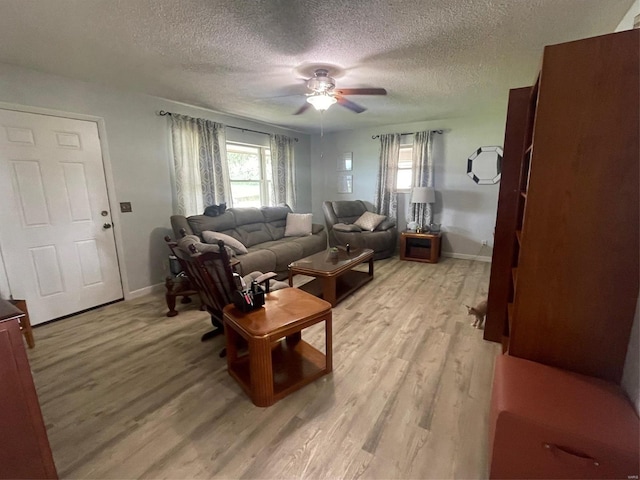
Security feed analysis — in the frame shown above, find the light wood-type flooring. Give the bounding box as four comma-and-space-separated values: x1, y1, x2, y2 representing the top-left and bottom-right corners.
27, 256, 500, 479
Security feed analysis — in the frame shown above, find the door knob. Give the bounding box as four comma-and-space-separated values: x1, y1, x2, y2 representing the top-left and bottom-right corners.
103, 223, 112, 229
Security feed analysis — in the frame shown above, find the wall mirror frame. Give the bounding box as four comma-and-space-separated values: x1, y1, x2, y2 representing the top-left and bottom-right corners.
467, 146, 503, 185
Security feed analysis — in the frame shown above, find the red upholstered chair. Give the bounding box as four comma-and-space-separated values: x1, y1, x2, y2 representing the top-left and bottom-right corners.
489, 354, 639, 479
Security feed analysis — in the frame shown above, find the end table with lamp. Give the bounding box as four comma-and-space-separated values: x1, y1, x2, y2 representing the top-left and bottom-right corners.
400, 230, 442, 263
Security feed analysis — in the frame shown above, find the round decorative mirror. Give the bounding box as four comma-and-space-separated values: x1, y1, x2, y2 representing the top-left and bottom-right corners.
467, 146, 503, 185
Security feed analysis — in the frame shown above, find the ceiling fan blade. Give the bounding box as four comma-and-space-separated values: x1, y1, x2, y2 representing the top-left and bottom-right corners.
336, 95, 366, 114
293, 102, 311, 115
334, 88, 387, 96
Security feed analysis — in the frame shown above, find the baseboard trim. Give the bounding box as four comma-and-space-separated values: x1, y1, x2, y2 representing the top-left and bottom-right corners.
442, 252, 492, 263
126, 283, 165, 300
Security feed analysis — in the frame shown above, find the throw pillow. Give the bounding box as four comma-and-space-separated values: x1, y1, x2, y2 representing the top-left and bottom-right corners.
284, 213, 313, 237
332, 223, 363, 233
354, 211, 387, 231
201, 231, 248, 255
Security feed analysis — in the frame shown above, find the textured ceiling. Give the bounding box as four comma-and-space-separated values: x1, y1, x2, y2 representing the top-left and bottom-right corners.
0, 0, 633, 134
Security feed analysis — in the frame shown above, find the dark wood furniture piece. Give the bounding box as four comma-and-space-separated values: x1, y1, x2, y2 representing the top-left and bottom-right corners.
8, 299, 35, 348
0, 299, 57, 479
485, 29, 639, 384
485, 87, 532, 344
165, 236, 235, 342
489, 355, 639, 479
288, 248, 374, 307
223, 288, 332, 407
399, 231, 441, 263
164, 274, 200, 317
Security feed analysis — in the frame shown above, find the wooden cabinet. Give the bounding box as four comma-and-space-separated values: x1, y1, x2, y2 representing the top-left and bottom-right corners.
399, 231, 441, 263
0, 300, 57, 479
486, 29, 639, 384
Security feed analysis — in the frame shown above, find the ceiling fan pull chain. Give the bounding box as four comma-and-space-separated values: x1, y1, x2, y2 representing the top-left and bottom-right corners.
320, 111, 324, 137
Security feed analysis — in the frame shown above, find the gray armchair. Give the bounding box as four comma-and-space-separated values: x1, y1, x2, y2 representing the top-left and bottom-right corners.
322, 200, 397, 260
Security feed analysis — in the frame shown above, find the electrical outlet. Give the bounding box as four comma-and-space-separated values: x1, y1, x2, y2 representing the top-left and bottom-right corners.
482, 240, 488, 246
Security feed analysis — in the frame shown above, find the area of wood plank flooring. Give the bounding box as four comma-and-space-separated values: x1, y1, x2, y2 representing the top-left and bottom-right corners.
27, 256, 499, 479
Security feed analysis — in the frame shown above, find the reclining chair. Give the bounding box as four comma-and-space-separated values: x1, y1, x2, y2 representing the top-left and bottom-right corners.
164, 233, 288, 354
322, 200, 397, 260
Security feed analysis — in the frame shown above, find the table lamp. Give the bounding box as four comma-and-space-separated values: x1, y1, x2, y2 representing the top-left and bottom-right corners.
410, 186, 435, 233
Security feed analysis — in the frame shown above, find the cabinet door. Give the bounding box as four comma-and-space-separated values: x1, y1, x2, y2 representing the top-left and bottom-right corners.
0, 318, 57, 479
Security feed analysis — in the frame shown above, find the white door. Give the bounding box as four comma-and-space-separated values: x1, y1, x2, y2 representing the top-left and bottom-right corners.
0, 109, 123, 325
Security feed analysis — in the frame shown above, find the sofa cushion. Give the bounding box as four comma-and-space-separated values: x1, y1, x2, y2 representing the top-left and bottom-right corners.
261, 205, 291, 223
376, 218, 396, 231
333, 223, 363, 232
354, 212, 386, 231
235, 223, 273, 247
235, 249, 277, 276
284, 213, 313, 237
257, 240, 305, 272
201, 231, 248, 255
187, 211, 236, 235
332, 200, 367, 219
292, 233, 328, 257
230, 207, 264, 225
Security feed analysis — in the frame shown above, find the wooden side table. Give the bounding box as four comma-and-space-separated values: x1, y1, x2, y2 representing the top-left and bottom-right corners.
400, 231, 442, 263
223, 288, 332, 407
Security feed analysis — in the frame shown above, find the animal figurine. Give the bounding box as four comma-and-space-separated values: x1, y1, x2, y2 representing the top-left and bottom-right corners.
466, 300, 487, 329
203, 202, 227, 217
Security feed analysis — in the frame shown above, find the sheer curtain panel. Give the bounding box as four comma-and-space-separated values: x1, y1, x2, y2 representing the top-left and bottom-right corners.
410, 131, 435, 226
170, 114, 231, 216
269, 134, 296, 208
374, 133, 401, 219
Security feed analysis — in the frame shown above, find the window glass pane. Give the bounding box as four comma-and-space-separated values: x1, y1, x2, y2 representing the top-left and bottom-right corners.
397, 169, 412, 190
227, 145, 261, 181
230, 182, 261, 208
397, 146, 413, 189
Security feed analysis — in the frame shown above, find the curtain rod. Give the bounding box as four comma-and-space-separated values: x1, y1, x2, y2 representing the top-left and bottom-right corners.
371, 130, 443, 139
158, 110, 298, 142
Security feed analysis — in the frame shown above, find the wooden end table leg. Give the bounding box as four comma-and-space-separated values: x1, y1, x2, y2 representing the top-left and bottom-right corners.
325, 313, 333, 373
249, 336, 275, 407
322, 277, 337, 307
368, 257, 374, 276
12, 299, 34, 349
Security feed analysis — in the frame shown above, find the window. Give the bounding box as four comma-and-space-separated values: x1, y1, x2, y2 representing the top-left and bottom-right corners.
396, 145, 413, 191
226, 143, 272, 207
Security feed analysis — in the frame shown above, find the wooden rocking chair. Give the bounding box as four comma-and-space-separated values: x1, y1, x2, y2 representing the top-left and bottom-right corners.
164, 235, 284, 350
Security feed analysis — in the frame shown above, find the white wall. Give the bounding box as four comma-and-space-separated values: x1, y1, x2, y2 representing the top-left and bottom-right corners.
616, 0, 639, 30
310, 109, 508, 260
0, 62, 311, 296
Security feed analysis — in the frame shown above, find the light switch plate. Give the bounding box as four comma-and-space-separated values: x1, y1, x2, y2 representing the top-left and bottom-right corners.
120, 202, 132, 213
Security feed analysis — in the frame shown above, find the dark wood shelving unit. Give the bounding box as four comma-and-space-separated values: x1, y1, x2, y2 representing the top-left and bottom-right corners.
486, 29, 639, 384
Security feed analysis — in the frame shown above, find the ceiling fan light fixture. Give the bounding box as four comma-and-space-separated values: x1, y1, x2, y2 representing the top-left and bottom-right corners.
306, 93, 337, 111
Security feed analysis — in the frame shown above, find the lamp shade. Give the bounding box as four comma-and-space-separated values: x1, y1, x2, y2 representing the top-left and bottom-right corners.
306, 93, 337, 111
410, 186, 435, 204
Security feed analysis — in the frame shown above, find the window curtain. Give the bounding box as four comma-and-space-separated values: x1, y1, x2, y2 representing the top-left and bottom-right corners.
170, 113, 231, 216
269, 134, 296, 208
374, 133, 401, 218
410, 130, 435, 226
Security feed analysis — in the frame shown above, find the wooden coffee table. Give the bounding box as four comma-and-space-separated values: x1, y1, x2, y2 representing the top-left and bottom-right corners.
223, 288, 332, 407
288, 248, 374, 307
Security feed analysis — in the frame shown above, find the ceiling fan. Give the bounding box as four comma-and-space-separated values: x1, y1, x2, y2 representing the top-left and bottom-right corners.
294, 68, 387, 115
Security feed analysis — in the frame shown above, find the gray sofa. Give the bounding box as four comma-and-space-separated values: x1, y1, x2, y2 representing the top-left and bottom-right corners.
322, 200, 397, 260
171, 205, 327, 279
